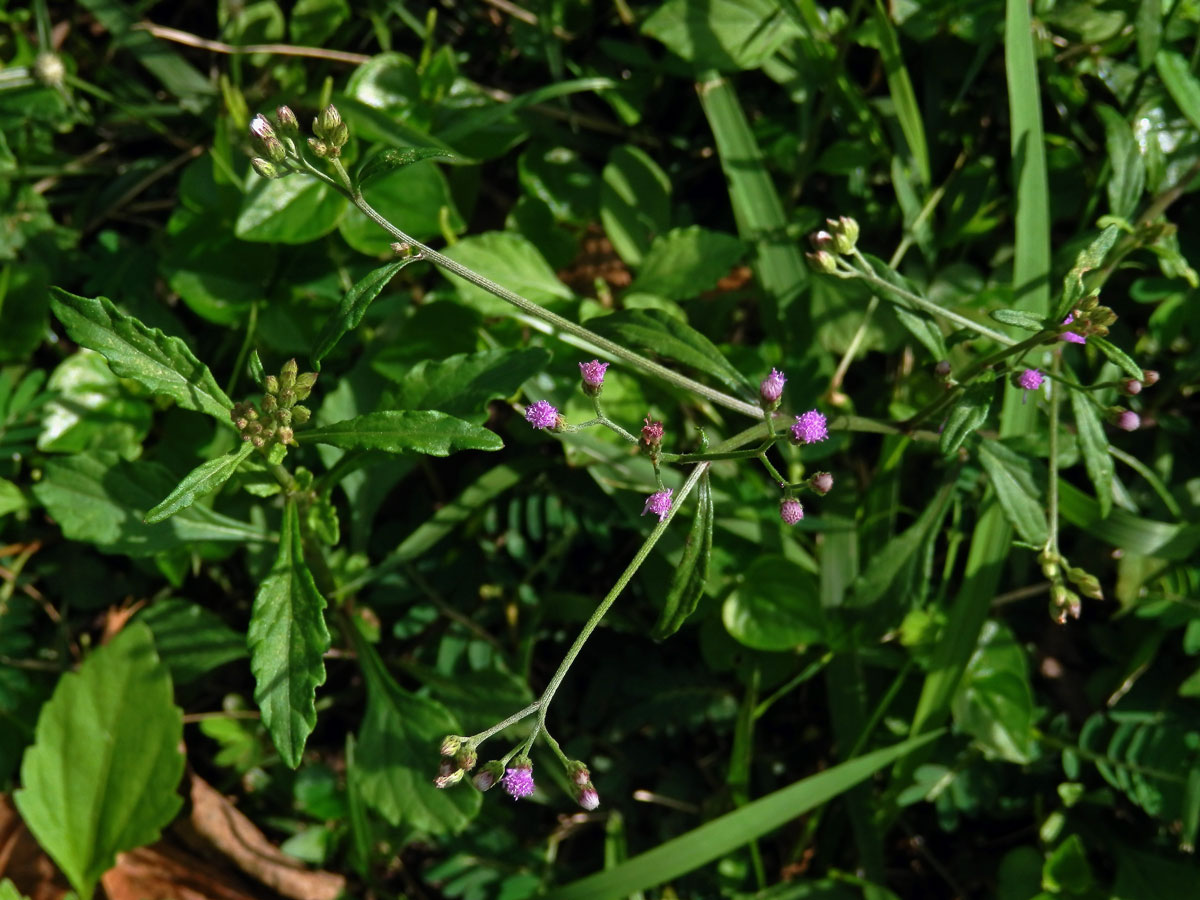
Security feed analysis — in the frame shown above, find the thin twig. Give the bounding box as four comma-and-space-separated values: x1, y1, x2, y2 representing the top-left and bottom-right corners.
134, 21, 372, 64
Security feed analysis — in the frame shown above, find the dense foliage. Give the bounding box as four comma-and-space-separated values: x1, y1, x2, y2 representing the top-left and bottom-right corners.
2, 1, 1200, 898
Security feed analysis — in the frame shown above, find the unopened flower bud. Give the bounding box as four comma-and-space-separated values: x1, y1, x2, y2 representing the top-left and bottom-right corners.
308, 137, 329, 158
1141, 369, 1160, 387
473, 761, 504, 791
759, 368, 786, 408
315, 104, 343, 138
276, 408, 292, 426
263, 135, 287, 163
280, 359, 298, 390
1050, 583, 1082, 624
576, 782, 600, 811
455, 747, 477, 771
277, 426, 295, 446
251, 435, 266, 448
292, 406, 311, 425
779, 497, 804, 525
329, 122, 349, 151
1107, 408, 1140, 432
434, 768, 465, 789
249, 114, 275, 142
1120, 378, 1141, 396
276, 105, 299, 136
567, 761, 591, 785
806, 250, 838, 275
264, 375, 279, 394
809, 472, 833, 495
810, 230, 835, 252
295, 372, 318, 392
250, 157, 280, 179
826, 216, 859, 254
278, 389, 295, 407
261, 393, 277, 414
934, 360, 952, 379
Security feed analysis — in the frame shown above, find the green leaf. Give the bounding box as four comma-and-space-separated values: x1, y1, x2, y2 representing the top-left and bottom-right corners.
235, 175, 347, 244
0, 477, 25, 519
33, 451, 267, 556
977, 439, 1048, 546
302, 410, 503, 456
1043, 834, 1094, 894
48, 289, 232, 423
988, 308, 1045, 332
600, 145, 671, 266
586, 308, 753, 396
1061, 225, 1121, 313
1137, 0, 1163, 69
1070, 388, 1115, 518
438, 231, 573, 316
37, 350, 152, 459
629, 226, 746, 300
290, 0, 349, 44
145, 441, 256, 524
653, 467, 713, 638
357, 148, 459, 189
136, 599, 248, 685
859, 254, 948, 359
248, 349, 266, 386
1156, 50, 1200, 133
723, 555, 825, 650
312, 257, 420, 368
1090, 336, 1145, 381
248, 499, 330, 768
376, 348, 552, 420
14, 623, 184, 900
1058, 479, 1200, 560
0, 878, 31, 900
348, 625, 480, 833
642, 0, 800, 71
543, 732, 941, 900
951, 620, 1036, 763
1096, 105, 1146, 220
871, 0, 930, 185
940, 381, 994, 455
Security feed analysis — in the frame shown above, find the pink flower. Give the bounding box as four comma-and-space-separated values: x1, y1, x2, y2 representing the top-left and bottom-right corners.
501, 763, 535, 800
790, 410, 828, 444
641, 416, 664, 449
760, 368, 786, 406
579, 359, 609, 389
809, 472, 833, 495
1016, 368, 1044, 391
1114, 410, 1140, 432
779, 498, 804, 525
525, 400, 559, 430
642, 489, 673, 522
576, 783, 600, 811
1061, 315, 1086, 344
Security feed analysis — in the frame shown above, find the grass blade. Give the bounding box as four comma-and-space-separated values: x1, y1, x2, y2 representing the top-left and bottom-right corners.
872, 0, 930, 185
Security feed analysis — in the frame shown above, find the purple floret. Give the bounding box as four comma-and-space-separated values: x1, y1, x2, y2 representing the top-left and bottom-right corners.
791, 410, 828, 444
525, 400, 559, 430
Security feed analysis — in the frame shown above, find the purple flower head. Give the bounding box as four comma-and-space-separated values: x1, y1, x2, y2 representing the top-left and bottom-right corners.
779, 498, 804, 525
525, 400, 559, 430
760, 368, 787, 406
1120, 378, 1142, 396
642, 488, 673, 522
790, 410, 828, 445
1016, 368, 1044, 392
1061, 314, 1087, 345
641, 416, 664, 449
1114, 410, 1140, 432
579, 359, 610, 390
501, 762, 535, 800
576, 782, 600, 811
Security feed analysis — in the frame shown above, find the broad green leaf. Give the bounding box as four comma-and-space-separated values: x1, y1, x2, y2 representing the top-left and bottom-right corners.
376, 348, 552, 419
653, 467, 713, 638
1090, 336, 1145, 381
586, 308, 753, 396
1060, 226, 1121, 314
518, 145, 600, 226
642, 0, 800, 71
544, 732, 941, 900
312, 257, 420, 368
977, 439, 1048, 546
988, 308, 1045, 332
357, 148, 459, 188
1059, 479, 1200, 560
348, 625, 480, 833
600, 145, 671, 266
951, 620, 1036, 763
630, 226, 746, 300
1137, 0, 1163, 69
136, 599, 248, 685
723, 555, 824, 650
940, 381, 994, 456
145, 441, 256, 523
1096, 105, 1146, 220
439, 231, 573, 316
48, 289, 232, 423
340, 161, 464, 255
1069, 387, 1115, 518
1156, 50, 1200, 133
33, 451, 267, 556
37, 349, 152, 459
14, 623, 184, 900
302, 410, 503, 455
235, 175, 347, 244
248, 499, 330, 768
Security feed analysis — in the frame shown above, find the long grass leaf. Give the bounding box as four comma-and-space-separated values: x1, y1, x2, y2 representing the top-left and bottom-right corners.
872, 0, 930, 185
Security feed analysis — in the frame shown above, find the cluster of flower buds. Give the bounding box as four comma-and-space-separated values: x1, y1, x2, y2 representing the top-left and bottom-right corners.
434, 735, 479, 789
567, 760, 600, 811
1058, 295, 1117, 345
1040, 549, 1102, 624
230, 358, 315, 450
441, 743, 600, 810
806, 216, 860, 274
248, 104, 348, 178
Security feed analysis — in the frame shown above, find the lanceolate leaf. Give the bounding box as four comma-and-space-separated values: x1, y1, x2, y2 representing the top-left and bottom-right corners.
375, 348, 552, 419
33, 451, 267, 556
940, 381, 994, 456
1091, 336, 1145, 381
977, 439, 1048, 546
586, 308, 753, 396
357, 147, 459, 188
988, 308, 1045, 331
248, 500, 330, 768
312, 256, 421, 368
653, 466, 713, 638
1070, 387, 1115, 518
145, 441, 256, 524
48, 289, 232, 422
348, 625, 480, 834
302, 410, 503, 456
14, 623, 184, 900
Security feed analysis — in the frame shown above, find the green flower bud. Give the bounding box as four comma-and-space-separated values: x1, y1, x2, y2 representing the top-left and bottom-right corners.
280, 359, 298, 391
434, 768, 465, 789
278, 389, 296, 408
261, 393, 277, 413
251, 435, 266, 448
276, 408, 292, 426
292, 406, 311, 425
276, 105, 299, 136
806, 250, 838, 275
455, 746, 478, 771
264, 375, 279, 394
440, 735, 464, 757
826, 216, 860, 254
250, 157, 280, 179
264, 135, 287, 164
277, 426, 295, 446
315, 104, 343, 140
308, 137, 329, 158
